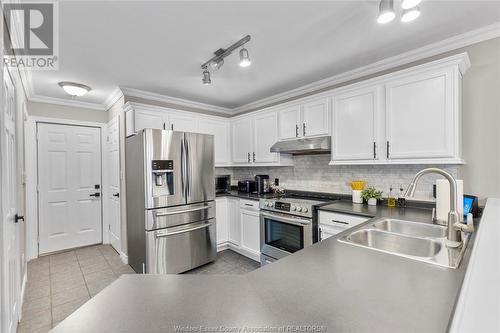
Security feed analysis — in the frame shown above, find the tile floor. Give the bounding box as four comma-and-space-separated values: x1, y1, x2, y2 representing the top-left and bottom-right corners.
18, 245, 259, 333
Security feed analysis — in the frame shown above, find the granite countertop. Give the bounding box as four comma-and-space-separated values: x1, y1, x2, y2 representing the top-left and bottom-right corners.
50, 201, 474, 333
216, 190, 278, 201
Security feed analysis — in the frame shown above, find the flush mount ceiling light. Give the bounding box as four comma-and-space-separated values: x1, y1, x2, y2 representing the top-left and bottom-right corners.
200, 35, 251, 84
377, 0, 395, 24
401, 6, 421, 22
401, 0, 421, 9
58, 81, 91, 97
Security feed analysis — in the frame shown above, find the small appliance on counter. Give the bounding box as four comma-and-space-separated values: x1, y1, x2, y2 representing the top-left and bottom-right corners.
238, 180, 256, 193
215, 175, 231, 194
254, 175, 270, 194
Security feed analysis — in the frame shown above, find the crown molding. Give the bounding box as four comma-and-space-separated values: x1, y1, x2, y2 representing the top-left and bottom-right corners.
104, 87, 124, 110
231, 21, 500, 114
28, 94, 105, 111
120, 87, 233, 115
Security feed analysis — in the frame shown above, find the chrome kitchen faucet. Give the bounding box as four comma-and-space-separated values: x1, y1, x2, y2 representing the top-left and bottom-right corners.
404, 168, 473, 248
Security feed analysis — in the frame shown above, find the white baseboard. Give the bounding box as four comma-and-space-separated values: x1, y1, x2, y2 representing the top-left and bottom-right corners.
217, 243, 229, 252
120, 251, 128, 265
18, 270, 27, 321
227, 243, 260, 262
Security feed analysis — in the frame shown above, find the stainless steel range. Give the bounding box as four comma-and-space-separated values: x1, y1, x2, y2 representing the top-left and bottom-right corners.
259, 196, 327, 265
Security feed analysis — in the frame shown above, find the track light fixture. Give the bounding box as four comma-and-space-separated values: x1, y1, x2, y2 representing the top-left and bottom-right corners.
202, 69, 211, 85
401, 0, 421, 10
239, 48, 251, 67
377, 0, 395, 24
401, 6, 420, 22
200, 35, 251, 84
377, 0, 422, 24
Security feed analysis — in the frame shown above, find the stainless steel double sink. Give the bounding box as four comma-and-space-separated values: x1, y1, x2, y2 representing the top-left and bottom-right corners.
339, 218, 469, 269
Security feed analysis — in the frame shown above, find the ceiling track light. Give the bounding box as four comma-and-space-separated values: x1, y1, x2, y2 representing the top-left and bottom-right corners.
401, 6, 421, 22
401, 0, 422, 10
377, 0, 395, 24
202, 69, 211, 85
200, 35, 251, 84
377, 0, 422, 24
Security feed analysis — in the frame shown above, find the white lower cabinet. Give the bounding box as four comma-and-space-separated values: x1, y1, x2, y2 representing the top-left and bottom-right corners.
318, 211, 369, 241
215, 198, 228, 247
227, 197, 241, 246
239, 200, 261, 260
217, 197, 260, 262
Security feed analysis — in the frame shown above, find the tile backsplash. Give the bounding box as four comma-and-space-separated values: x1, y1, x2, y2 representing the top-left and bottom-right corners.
216, 155, 460, 201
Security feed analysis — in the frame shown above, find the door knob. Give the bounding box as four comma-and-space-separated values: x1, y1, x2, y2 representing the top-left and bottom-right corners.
113, 193, 120, 198
89, 193, 101, 197
14, 214, 24, 223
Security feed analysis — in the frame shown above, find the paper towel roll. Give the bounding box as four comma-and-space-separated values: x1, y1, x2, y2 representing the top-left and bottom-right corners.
436, 179, 463, 222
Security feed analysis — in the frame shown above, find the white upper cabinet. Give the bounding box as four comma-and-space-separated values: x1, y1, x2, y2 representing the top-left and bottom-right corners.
169, 114, 199, 132
277, 98, 330, 140
332, 86, 381, 161
198, 118, 230, 165
329, 53, 468, 165
231, 117, 253, 164
253, 112, 279, 163
385, 68, 455, 161
126, 108, 167, 136
302, 98, 330, 137
124, 102, 230, 166
278, 105, 301, 140
231, 112, 291, 166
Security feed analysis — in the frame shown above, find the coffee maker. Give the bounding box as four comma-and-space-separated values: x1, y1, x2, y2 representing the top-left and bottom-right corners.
254, 175, 270, 194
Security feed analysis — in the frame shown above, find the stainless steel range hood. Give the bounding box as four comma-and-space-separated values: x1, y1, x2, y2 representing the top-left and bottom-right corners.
270, 136, 331, 155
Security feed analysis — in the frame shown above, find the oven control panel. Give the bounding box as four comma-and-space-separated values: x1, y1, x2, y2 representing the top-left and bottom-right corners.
260, 199, 314, 218
274, 201, 290, 212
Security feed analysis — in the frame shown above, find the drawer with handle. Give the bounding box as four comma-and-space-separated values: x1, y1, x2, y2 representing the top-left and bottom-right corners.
239, 199, 259, 211
319, 211, 369, 229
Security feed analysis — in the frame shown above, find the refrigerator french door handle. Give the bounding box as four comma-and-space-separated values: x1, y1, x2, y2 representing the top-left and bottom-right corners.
180, 136, 186, 199
155, 221, 213, 237
185, 135, 190, 198
154, 205, 210, 217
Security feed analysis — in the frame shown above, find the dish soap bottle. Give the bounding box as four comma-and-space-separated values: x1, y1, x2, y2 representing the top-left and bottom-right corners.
387, 185, 396, 207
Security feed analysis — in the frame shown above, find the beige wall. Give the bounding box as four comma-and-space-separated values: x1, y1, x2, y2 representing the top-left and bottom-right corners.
457, 38, 500, 199
27, 101, 108, 123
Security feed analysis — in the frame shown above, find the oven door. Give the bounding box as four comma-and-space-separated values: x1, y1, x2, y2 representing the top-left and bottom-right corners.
260, 211, 312, 260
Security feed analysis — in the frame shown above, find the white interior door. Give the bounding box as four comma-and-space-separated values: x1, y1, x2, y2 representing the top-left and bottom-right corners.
38, 123, 102, 254
1, 68, 20, 333
107, 117, 121, 253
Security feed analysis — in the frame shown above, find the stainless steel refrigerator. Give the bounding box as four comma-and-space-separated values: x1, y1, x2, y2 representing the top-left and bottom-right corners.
125, 129, 216, 274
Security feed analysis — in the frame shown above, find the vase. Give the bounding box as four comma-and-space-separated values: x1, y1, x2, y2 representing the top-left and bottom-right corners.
367, 198, 377, 206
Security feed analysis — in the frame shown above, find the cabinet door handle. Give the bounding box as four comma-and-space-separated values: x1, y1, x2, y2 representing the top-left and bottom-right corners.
171, 124, 174, 130
303, 123, 306, 136
247, 152, 250, 163
163, 122, 166, 130
386, 141, 390, 159
331, 219, 349, 225
253, 152, 256, 162
373, 142, 376, 159
295, 124, 299, 137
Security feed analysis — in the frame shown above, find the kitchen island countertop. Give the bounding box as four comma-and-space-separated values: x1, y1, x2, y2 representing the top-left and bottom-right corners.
50, 200, 478, 333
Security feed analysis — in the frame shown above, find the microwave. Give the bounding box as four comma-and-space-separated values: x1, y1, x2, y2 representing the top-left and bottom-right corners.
215, 175, 231, 194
